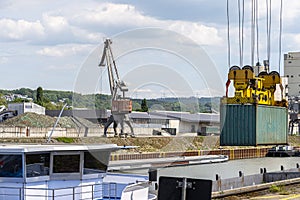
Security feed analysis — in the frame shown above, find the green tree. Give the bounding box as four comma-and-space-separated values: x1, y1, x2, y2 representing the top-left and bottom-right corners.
36, 86, 44, 105
12, 98, 29, 103
141, 98, 148, 112
0, 94, 7, 106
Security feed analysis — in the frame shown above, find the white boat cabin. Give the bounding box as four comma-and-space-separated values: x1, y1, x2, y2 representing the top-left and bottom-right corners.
0, 144, 126, 199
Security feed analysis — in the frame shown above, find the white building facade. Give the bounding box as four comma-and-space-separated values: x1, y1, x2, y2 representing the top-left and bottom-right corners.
284, 52, 300, 97
8, 102, 45, 115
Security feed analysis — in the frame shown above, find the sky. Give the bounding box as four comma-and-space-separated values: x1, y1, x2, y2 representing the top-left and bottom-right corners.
1, 0, 300, 98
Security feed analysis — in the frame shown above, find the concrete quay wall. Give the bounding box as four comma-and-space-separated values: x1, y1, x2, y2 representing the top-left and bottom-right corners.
0, 126, 158, 137
110, 148, 269, 161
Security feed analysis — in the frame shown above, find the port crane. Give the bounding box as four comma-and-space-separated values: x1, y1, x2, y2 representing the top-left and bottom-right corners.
99, 39, 134, 137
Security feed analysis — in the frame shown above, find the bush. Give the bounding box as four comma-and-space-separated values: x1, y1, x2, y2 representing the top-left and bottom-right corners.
56, 137, 75, 143
269, 185, 281, 193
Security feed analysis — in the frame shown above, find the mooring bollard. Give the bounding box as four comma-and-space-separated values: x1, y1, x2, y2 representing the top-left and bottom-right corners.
216, 174, 219, 181
239, 171, 243, 177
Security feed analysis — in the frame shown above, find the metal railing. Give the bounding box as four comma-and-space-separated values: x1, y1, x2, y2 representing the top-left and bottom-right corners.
0, 182, 119, 200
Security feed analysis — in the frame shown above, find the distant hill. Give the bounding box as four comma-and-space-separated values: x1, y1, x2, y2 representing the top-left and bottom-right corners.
0, 88, 220, 113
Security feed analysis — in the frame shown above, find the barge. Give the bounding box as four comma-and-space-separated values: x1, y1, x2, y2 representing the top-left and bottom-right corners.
0, 144, 154, 200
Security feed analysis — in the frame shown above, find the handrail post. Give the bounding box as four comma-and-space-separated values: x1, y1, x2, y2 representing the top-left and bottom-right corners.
19, 188, 22, 200
92, 185, 94, 199
115, 183, 117, 200
73, 187, 75, 200
52, 189, 55, 200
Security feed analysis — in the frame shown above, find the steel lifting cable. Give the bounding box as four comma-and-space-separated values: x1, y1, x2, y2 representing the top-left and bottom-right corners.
227, 0, 231, 68
238, 0, 242, 66
238, 0, 245, 67
266, 0, 269, 63
278, 0, 283, 73
241, 0, 245, 66
267, 0, 272, 65
255, 0, 260, 64
251, 0, 255, 66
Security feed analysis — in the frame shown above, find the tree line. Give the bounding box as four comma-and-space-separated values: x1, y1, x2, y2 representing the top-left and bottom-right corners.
0, 87, 220, 113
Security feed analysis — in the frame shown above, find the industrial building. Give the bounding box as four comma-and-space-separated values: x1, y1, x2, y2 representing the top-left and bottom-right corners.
284, 52, 300, 97
151, 111, 219, 135
284, 52, 300, 134
45, 109, 220, 136
8, 102, 45, 116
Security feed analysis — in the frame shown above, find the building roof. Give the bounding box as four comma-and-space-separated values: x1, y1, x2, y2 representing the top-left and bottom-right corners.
46, 109, 107, 119
8, 102, 45, 109
129, 112, 177, 120
152, 111, 220, 123
106, 111, 177, 120
107, 110, 220, 123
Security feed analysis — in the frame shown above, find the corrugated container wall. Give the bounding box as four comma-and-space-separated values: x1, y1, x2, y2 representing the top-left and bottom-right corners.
220, 104, 288, 146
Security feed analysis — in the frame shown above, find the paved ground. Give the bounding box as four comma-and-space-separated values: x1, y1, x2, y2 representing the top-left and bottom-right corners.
218, 183, 300, 200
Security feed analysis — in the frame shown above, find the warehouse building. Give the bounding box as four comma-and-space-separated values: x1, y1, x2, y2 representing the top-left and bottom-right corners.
8, 102, 45, 116
46, 109, 220, 136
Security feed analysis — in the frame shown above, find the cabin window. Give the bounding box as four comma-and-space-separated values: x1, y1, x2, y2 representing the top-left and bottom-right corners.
84, 152, 108, 174
0, 155, 23, 177
53, 154, 80, 173
26, 153, 50, 177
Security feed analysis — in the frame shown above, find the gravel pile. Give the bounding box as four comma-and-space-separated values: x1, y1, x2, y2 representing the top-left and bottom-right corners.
1, 112, 79, 128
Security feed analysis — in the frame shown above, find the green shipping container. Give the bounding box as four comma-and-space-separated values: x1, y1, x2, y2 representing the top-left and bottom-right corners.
220, 104, 288, 146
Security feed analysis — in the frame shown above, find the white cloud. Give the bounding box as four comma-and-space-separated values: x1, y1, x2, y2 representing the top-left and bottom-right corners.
0, 2, 223, 47
0, 57, 8, 64
46, 64, 78, 70
71, 3, 155, 27
37, 44, 94, 57
0, 18, 44, 41
168, 22, 222, 45
282, 1, 300, 23
71, 28, 104, 43
42, 14, 69, 33
70, 3, 222, 46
